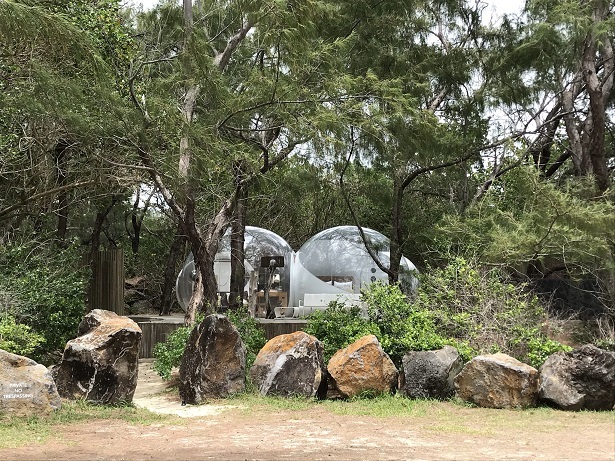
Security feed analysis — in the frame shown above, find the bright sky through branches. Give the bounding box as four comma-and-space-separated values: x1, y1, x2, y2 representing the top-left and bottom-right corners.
131, 0, 525, 18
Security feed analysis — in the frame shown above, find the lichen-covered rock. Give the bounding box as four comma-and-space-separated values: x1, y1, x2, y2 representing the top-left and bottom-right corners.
179, 314, 245, 404
454, 353, 538, 409
539, 344, 615, 411
52, 309, 141, 404
250, 331, 326, 398
402, 346, 464, 399
327, 335, 398, 398
0, 349, 61, 417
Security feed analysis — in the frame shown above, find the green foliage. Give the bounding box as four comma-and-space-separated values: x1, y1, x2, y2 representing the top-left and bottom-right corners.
305, 303, 378, 363
153, 311, 266, 380
226, 309, 267, 372
524, 334, 572, 369
437, 167, 615, 305
307, 259, 569, 369
0, 241, 88, 362
0, 315, 45, 356
415, 257, 569, 367
152, 321, 193, 380
306, 284, 447, 367
362, 283, 446, 366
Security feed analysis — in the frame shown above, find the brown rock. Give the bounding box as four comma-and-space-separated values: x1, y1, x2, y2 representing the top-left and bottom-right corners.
250, 331, 326, 398
179, 314, 245, 404
454, 353, 538, 409
52, 309, 142, 404
0, 349, 61, 417
327, 335, 398, 398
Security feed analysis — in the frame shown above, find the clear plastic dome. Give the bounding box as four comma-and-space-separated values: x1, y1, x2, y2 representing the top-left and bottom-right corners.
289, 226, 417, 307
176, 226, 293, 312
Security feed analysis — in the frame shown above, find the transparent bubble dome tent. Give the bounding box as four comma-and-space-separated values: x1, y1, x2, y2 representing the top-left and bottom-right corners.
176, 225, 417, 318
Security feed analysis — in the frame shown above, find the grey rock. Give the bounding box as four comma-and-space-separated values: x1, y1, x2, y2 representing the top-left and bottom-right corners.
179, 314, 245, 404
250, 331, 326, 398
539, 344, 615, 411
52, 309, 141, 404
455, 353, 539, 409
402, 346, 464, 399
0, 349, 61, 417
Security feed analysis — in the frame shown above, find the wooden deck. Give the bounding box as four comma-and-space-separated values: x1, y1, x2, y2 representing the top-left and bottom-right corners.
130, 315, 308, 358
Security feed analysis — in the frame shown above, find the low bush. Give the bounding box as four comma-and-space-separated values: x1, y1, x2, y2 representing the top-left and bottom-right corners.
306, 283, 447, 367
416, 257, 571, 367
153, 322, 193, 380
0, 315, 45, 356
306, 258, 570, 369
226, 309, 267, 372
0, 241, 88, 363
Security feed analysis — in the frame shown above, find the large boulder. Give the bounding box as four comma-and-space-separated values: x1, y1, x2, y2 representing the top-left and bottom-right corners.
0, 349, 61, 417
52, 309, 141, 404
179, 314, 245, 404
539, 344, 615, 411
327, 335, 398, 398
250, 331, 326, 398
454, 353, 539, 409
402, 346, 464, 399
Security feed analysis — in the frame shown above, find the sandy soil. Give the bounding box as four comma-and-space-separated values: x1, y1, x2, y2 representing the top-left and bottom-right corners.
1, 360, 613, 461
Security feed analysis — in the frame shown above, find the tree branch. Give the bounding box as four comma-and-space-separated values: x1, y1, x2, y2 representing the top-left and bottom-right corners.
339, 130, 393, 277
0, 180, 96, 220
214, 19, 254, 72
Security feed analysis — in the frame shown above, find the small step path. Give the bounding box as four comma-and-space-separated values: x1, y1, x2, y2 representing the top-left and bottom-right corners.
133, 359, 243, 417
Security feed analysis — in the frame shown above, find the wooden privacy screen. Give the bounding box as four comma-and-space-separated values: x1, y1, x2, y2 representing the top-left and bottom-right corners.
88, 249, 125, 315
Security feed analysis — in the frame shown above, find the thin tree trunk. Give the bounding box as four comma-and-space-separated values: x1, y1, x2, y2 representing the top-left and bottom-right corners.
159, 221, 186, 315
581, 4, 612, 193
54, 140, 69, 243
229, 160, 247, 311
388, 178, 404, 285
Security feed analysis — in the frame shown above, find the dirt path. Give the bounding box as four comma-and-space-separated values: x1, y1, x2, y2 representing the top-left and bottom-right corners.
1, 360, 613, 461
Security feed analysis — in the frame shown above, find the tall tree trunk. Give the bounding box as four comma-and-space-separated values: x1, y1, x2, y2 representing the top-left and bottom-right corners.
581, 1, 613, 193
229, 160, 247, 311
182, 196, 234, 325
159, 221, 186, 315
388, 178, 404, 285
54, 139, 69, 243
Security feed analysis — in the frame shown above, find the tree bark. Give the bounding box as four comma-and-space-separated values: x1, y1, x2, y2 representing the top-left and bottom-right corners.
54, 139, 69, 243
159, 221, 186, 315
581, 2, 613, 193
388, 178, 404, 285
229, 160, 247, 311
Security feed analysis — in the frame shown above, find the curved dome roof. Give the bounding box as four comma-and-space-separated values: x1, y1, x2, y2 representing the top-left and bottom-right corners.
176, 226, 293, 310
289, 226, 417, 306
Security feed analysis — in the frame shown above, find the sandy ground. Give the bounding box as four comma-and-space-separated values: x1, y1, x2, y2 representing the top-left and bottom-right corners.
1, 360, 614, 461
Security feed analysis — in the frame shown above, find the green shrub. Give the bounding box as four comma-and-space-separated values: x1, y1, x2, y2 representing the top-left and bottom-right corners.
306, 284, 448, 367
226, 309, 267, 372
0, 315, 45, 357
306, 258, 569, 369
153, 323, 193, 380
0, 241, 88, 362
305, 302, 379, 363
415, 257, 569, 367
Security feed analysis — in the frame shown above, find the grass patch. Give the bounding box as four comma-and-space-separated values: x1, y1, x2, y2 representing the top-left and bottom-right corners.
0, 400, 170, 449
321, 393, 437, 418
